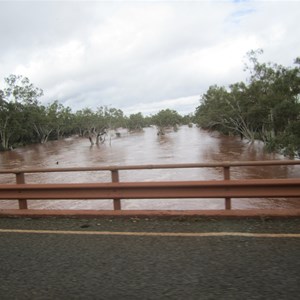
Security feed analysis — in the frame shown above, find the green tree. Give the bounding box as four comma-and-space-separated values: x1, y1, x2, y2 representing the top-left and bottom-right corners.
151, 109, 182, 135
102, 106, 125, 130
0, 75, 44, 149
31, 105, 55, 144
245, 50, 300, 154
195, 50, 300, 157
195, 85, 232, 134
74, 108, 97, 144
4, 74, 43, 105
181, 113, 194, 126
126, 112, 145, 131
47, 101, 74, 140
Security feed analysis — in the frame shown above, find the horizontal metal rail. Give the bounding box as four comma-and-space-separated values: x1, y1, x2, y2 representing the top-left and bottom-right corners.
0, 179, 300, 200
0, 160, 299, 211
1, 160, 300, 174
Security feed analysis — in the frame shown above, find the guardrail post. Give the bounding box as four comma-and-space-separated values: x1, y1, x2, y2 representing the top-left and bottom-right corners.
224, 166, 231, 210
111, 170, 121, 210
16, 172, 28, 209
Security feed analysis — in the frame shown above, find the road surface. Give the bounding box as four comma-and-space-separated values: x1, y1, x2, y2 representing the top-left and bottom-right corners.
0, 217, 299, 299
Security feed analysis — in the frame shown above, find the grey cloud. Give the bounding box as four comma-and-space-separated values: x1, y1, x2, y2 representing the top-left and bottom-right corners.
0, 0, 299, 115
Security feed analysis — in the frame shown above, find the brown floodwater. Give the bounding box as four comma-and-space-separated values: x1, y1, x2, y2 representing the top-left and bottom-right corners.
0, 125, 299, 210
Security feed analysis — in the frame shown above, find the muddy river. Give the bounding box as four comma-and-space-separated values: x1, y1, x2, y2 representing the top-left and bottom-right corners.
0, 126, 299, 210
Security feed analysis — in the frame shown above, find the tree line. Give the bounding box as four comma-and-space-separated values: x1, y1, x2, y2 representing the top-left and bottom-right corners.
0, 75, 192, 150
194, 50, 300, 157
1, 50, 299, 156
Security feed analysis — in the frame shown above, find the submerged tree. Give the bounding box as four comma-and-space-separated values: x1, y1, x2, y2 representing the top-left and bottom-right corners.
195, 50, 300, 157
0, 74, 192, 150
151, 109, 182, 135
126, 112, 146, 132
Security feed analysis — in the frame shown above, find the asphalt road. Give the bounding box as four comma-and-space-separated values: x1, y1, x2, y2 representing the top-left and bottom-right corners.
0, 217, 299, 300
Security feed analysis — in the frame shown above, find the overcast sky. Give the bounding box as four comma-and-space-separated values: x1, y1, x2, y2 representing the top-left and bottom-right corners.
0, 0, 299, 115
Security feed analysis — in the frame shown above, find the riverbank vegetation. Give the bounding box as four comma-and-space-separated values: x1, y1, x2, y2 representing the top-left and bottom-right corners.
0, 75, 191, 150
194, 50, 300, 157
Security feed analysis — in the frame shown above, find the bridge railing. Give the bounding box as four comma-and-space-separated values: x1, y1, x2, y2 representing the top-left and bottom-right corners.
0, 160, 300, 211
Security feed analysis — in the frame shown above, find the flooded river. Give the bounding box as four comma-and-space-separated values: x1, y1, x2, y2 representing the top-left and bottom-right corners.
0, 126, 299, 210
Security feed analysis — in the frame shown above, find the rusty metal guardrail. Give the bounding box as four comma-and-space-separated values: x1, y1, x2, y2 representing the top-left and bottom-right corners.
0, 160, 300, 211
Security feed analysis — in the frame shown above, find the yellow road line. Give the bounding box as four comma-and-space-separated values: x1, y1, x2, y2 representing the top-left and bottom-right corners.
0, 228, 300, 238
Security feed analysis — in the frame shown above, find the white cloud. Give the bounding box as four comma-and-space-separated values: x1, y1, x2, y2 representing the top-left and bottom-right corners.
0, 0, 299, 115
